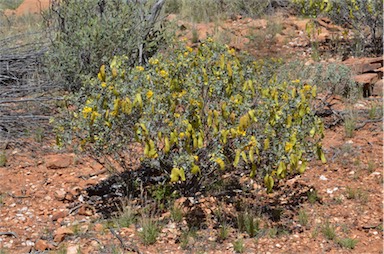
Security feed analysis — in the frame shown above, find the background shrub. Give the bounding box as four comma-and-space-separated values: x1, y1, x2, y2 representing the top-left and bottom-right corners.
57, 39, 325, 195
164, 0, 291, 22
291, 0, 383, 56
43, 0, 167, 90
275, 61, 358, 99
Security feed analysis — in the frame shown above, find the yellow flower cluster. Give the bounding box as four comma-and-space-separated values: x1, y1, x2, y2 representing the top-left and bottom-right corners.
82, 106, 93, 118
149, 58, 159, 65
159, 70, 168, 78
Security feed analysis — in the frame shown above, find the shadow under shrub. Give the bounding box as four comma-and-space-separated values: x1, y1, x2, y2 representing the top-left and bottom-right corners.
56, 39, 325, 197
43, 0, 167, 91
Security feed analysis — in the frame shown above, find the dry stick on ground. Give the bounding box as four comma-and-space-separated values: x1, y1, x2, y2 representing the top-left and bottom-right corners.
354, 118, 383, 130
78, 169, 108, 180
109, 228, 142, 254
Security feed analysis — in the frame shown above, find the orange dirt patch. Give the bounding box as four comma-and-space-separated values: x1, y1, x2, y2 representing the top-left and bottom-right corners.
4, 0, 50, 16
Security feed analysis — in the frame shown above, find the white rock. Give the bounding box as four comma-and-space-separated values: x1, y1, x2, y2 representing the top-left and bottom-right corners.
26, 240, 34, 246
320, 175, 328, 181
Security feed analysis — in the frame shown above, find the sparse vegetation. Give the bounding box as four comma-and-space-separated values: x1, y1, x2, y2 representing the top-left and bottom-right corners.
217, 222, 230, 241
337, 237, 358, 249
368, 103, 382, 120
366, 160, 376, 173
322, 220, 336, 240
298, 209, 309, 226
170, 204, 183, 223
345, 186, 368, 204
268, 227, 278, 238
243, 213, 260, 238
233, 238, 245, 253
308, 189, 319, 204
139, 217, 160, 245
344, 112, 357, 138
179, 228, 197, 250
114, 204, 136, 228
0, 151, 6, 167
0, 0, 23, 10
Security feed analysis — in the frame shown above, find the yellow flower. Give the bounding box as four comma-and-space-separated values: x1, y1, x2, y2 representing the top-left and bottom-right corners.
82, 106, 93, 118
149, 58, 159, 65
91, 111, 100, 118
179, 132, 185, 138
292, 79, 300, 83
186, 46, 193, 52
146, 90, 154, 99
159, 70, 168, 78
136, 66, 144, 72
303, 84, 311, 92
101, 82, 107, 88
285, 142, 293, 153
228, 47, 236, 56
179, 90, 187, 97
174, 113, 180, 118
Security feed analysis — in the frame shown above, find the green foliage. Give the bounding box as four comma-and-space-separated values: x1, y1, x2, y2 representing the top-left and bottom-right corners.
139, 217, 160, 245
344, 111, 357, 138
0, 0, 23, 10
233, 238, 245, 253
277, 61, 357, 99
368, 103, 382, 120
292, 0, 383, 56
217, 222, 230, 241
298, 209, 309, 226
0, 151, 6, 167
179, 228, 197, 249
345, 186, 368, 203
171, 204, 184, 223
44, 0, 166, 90
337, 237, 358, 249
114, 204, 136, 228
322, 220, 336, 240
57, 39, 325, 194
307, 189, 319, 204
164, 0, 288, 21
237, 212, 260, 237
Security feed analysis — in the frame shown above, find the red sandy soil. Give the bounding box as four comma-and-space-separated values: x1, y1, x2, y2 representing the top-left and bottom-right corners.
4, 0, 49, 16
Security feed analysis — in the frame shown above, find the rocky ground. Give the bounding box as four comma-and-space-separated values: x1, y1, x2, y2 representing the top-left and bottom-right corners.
0, 1, 383, 254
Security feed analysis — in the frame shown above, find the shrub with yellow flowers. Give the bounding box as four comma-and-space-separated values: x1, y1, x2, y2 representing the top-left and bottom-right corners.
57, 39, 326, 194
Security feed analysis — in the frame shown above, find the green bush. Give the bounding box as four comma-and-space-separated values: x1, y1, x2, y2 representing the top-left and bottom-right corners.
291, 0, 383, 56
276, 61, 357, 98
0, 0, 23, 10
44, 0, 167, 90
164, 0, 289, 22
57, 39, 325, 194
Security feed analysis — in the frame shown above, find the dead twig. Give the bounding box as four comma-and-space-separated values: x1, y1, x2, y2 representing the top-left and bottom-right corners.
109, 228, 142, 254
78, 169, 107, 180
354, 118, 383, 130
